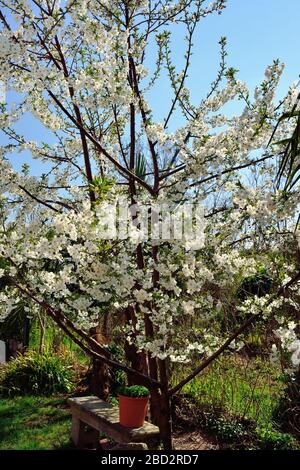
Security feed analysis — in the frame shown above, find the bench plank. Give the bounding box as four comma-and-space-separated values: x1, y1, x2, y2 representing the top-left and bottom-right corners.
68, 396, 160, 445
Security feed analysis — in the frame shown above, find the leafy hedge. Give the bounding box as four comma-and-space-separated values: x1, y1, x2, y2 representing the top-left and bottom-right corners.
0, 351, 74, 396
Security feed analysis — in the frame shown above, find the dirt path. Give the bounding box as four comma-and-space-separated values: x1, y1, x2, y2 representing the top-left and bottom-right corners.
173, 429, 220, 450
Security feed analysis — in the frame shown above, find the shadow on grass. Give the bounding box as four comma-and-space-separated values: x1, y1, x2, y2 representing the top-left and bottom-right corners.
0, 395, 73, 450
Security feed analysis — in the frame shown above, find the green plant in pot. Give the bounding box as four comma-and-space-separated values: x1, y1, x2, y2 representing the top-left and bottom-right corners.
118, 385, 150, 428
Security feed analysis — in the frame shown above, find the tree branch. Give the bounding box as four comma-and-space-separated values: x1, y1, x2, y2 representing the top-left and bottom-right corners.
168, 270, 300, 396
47, 89, 156, 195
189, 153, 277, 188
12, 279, 162, 389
18, 184, 61, 213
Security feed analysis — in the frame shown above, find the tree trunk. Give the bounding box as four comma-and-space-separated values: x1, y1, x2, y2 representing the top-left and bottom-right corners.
124, 341, 149, 384
89, 358, 110, 400
157, 392, 173, 450
102, 311, 110, 339
123, 307, 149, 383
157, 358, 173, 450
89, 326, 110, 399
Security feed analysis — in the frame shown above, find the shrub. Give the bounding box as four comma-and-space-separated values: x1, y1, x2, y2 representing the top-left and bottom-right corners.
199, 410, 248, 443
256, 425, 298, 450
0, 351, 74, 396
118, 385, 150, 398
272, 373, 300, 438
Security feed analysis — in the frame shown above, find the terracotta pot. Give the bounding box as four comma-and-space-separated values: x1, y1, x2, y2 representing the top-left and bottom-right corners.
118, 394, 149, 428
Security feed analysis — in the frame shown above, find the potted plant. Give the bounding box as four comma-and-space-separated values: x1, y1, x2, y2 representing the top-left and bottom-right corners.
118, 385, 150, 428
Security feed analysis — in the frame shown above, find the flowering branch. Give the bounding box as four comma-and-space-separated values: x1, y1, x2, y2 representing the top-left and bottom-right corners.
169, 270, 300, 396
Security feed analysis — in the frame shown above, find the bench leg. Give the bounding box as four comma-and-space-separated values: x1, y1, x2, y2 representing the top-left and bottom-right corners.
71, 416, 99, 449
71, 416, 85, 447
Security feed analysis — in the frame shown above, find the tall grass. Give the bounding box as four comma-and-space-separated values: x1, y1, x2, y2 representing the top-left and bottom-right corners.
29, 317, 88, 365
176, 354, 284, 426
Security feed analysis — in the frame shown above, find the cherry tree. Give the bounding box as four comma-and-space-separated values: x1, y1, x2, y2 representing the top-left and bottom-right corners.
0, 0, 299, 448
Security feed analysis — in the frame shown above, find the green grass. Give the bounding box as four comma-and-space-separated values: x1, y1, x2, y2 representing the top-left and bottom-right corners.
0, 395, 73, 450
173, 354, 300, 448
177, 355, 284, 426
0, 355, 296, 450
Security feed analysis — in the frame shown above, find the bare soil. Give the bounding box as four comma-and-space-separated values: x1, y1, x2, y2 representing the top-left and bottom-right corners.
173, 428, 220, 450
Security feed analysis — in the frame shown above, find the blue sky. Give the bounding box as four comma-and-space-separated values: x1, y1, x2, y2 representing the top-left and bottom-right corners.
3, 0, 300, 176
197, 0, 299, 94
148, 0, 300, 124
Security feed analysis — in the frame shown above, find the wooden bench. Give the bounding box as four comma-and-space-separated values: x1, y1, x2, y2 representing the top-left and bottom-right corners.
68, 396, 160, 450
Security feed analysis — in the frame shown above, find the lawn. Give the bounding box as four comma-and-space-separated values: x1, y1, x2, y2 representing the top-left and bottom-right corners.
0, 395, 73, 450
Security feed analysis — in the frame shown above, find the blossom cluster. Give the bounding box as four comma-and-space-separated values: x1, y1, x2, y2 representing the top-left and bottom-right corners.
0, 0, 299, 366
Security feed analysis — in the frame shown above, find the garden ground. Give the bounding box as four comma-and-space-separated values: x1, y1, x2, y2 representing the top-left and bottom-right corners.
0, 396, 73, 450
0, 353, 298, 450
0, 395, 217, 450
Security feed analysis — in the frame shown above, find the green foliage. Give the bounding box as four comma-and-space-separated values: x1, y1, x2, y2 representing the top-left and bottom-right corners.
89, 176, 114, 203
173, 395, 254, 448
176, 355, 299, 449
107, 395, 119, 406
225, 67, 239, 81
256, 425, 298, 450
29, 318, 88, 366
0, 302, 27, 343
118, 385, 150, 398
135, 152, 147, 181
270, 93, 300, 191
179, 356, 282, 425
0, 351, 74, 397
238, 270, 273, 300
272, 373, 300, 438
199, 411, 248, 443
